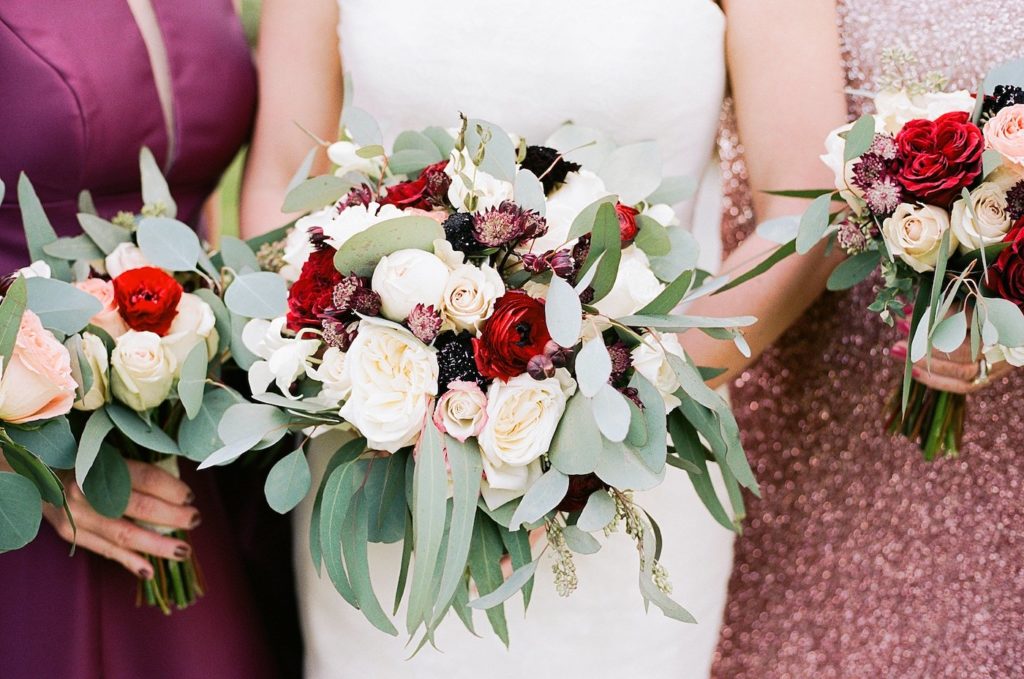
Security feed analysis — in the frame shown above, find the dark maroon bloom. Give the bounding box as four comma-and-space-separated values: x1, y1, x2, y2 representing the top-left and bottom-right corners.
863, 176, 904, 215
422, 162, 452, 207
436, 330, 486, 392
620, 386, 643, 410
894, 111, 984, 208
379, 161, 448, 211
984, 85, 1024, 118
520, 145, 582, 194
1006, 181, 1024, 222
473, 291, 552, 381
407, 304, 442, 344
286, 248, 342, 332
556, 475, 608, 513
607, 341, 632, 382
338, 184, 374, 210
527, 354, 556, 380
472, 201, 547, 248
986, 218, 1024, 310
521, 253, 550, 274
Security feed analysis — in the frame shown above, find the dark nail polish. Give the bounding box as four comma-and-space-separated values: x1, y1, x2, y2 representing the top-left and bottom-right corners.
184, 491, 195, 505
189, 513, 202, 529
891, 346, 907, 359
138, 568, 153, 580
912, 367, 922, 379
173, 545, 191, 561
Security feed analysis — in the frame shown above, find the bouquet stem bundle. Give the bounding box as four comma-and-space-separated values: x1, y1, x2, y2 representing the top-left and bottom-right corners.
886, 379, 966, 460
140, 530, 204, 614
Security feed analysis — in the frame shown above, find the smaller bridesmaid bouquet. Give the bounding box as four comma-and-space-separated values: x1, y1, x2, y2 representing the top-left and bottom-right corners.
774, 50, 1024, 459
0, 149, 282, 612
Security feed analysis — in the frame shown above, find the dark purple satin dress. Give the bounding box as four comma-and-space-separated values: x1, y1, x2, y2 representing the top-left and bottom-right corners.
0, 3, 289, 678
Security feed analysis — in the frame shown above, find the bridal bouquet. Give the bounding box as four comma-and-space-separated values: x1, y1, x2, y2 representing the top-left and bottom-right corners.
785, 52, 1024, 459
207, 113, 760, 645
0, 150, 280, 612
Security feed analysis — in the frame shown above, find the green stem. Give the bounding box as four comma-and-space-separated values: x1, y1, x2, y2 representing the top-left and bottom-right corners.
923, 391, 951, 461
167, 559, 187, 609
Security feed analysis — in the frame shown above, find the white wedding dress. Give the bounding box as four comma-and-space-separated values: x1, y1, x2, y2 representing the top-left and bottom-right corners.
294, 2, 733, 677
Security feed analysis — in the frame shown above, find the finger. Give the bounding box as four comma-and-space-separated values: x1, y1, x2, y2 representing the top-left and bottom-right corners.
917, 357, 978, 382
123, 491, 202, 531
74, 529, 155, 580
910, 368, 975, 394
125, 460, 194, 505
93, 516, 192, 562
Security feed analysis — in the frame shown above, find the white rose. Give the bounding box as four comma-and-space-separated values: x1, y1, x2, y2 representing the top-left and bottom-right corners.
432, 381, 488, 442
17, 261, 51, 279
985, 344, 1024, 368
631, 331, 686, 412
105, 243, 152, 279
339, 318, 439, 453
643, 203, 680, 227
594, 246, 666, 319
161, 293, 218, 369
874, 88, 975, 133
820, 118, 883, 213
110, 330, 176, 411
371, 249, 450, 322
950, 183, 1013, 253
282, 202, 405, 277
242, 317, 320, 397
531, 170, 609, 253
444, 147, 514, 213
478, 371, 575, 491
328, 140, 383, 177
312, 347, 350, 403
74, 332, 110, 412
881, 203, 957, 273
441, 263, 505, 332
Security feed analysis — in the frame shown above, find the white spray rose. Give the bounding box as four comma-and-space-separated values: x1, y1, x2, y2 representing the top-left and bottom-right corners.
874, 88, 975, 133
631, 331, 686, 412
371, 249, 450, 322
444, 147, 514, 213
105, 243, 152, 279
594, 246, 666, 319
339, 318, 439, 453
441, 262, 505, 332
985, 344, 1024, 368
312, 347, 350, 404
161, 293, 218, 369
328, 140, 384, 178
532, 170, 609, 253
282, 202, 405, 279
73, 332, 110, 412
242, 317, 320, 397
478, 371, 575, 492
432, 381, 488, 442
110, 330, 177, 411
881, 203, 957, 272
950, 182, 1013, 253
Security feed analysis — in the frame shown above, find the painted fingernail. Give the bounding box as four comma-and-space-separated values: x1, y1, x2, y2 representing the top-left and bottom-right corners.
184, 491, 195, 505
138, 567, 153, 580
189, 512, 202, 529
173, 545, 191, 561
912, 367, 922, 378
891, 346, 907, 359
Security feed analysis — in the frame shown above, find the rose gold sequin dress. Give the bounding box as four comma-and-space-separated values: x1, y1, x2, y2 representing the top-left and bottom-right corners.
712, 2, 1024, 677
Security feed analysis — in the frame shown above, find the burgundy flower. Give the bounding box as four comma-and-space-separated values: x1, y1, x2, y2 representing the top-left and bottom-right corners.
556, 475, 608, 513
379, 161, 448, 210
472, 291, 552, 381
286, 248, 342, 332
894, 111, 984, 208
986, 218, 1024, 310
472, 201, 547, 248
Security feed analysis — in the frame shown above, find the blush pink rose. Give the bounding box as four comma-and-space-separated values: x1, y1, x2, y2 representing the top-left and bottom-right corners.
0, 310, 77, 424
432, 381, 488, 442
75, 278, 129, 338
405, 208, 449, 224
985, 104, 1024, 167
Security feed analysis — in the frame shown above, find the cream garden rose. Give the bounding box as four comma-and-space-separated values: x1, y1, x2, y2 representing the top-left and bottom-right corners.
478, 371, 575, 492
984, 104, 1024, 168
75, 278, 128, 338
881, 203, 957, 273
432, 381, 488, 442
950, 182, 1013, 252
105, 242, 151, 279
110, 330, 177, 411
631, 331, 686, 412
339, 318, 439, 453
161, 293, 218, 368
371, 249, 450, 322
0, 310, 77, 424
441, 262, 505, 332
73, 332, 110, 412
312, 347, 350, 403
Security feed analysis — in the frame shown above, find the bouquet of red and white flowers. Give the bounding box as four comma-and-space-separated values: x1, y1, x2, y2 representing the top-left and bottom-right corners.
786, 51, 1024, 459
0, 150, 286, 612
206, 114, 760, 645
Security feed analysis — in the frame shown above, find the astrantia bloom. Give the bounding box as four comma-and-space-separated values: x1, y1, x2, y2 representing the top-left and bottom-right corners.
472, 201, 547, 248
112, 266, 183, 336
1007, 181, 1024, 221
863, 176, 904, 215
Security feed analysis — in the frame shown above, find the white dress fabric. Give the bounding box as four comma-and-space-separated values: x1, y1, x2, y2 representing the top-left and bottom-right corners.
295, 2, 733, 677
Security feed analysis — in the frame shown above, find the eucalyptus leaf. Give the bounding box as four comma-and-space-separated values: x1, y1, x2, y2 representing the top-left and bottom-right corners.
177, 342, 208, 420
468, 514, 510, 646
755, 215, 801, 244
646, 175, 697, 205
827, 250, 879, 291
224, 272, 288, 319
394, 130, 444, 164
0, 471, 42, 552
106, 404, 181, 455
0, 277, 28, 378
508, 468, 568, 530
265, 448, 312, 514
6, 418, 76, 470
633, 215, 671, 257
591, 384, 631, 443
984, 297, 1024, 348
139, 147, 177, 218
1, 438, 64, 506
587, 203, 623, 302
25, 277, 102, 335
219, 235, 260, 274
616, 313, 756, 331
217, 403, 291, 453
716, 240, 796, 294
406, 424, 448, 634
795, 193, 833, 254
497, 525, 534, 609
177, 386, 243, 462
668, 412, 733, 532
629, 373, 668, 473
931, 311, 968, 353
514, 170, 546, 216
136, 217, 201, 271
545, 124, 615, 169
319, 457, 364, 607
310, 436, 367, 574
342, 489, 398, 635
18, 173, 69, 280
468, 560, 539, 610
433, 436, 483, 624
333, 216, 445, 277
648, 227, 700, 283
562, 525, 601, 554
76, 409, 114, 488
598, 141, 661, 205
544, 275, 582, 348
43, 235, 104, 262
388, 150, 441, 176
364, 449, 409, 544
82, 444, 131, 518
577, 490, 616, 532
983, 149, 1004, 177
343, 106, 383, 146
465, 119, 517, 183
76, 213, 132, 255
423, 127, 456, 159
566, 196, 617, 242
282, 176, 352, 213
576, 338, 612, 398
356, 144, 385, 159
844, 115, 878, 162
636, 269, 694, 316
639, 568, 697, 624
192, 289, 230, 356
286, 146, 319, 195
548, 393, 603, 475
230, 312, 259, 370
594, 439, 664, 491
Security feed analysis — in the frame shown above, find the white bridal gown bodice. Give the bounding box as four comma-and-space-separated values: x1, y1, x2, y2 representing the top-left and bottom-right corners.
294, 2, 733, 677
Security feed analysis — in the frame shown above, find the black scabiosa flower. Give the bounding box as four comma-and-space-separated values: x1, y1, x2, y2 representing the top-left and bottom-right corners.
442, 212, 481, 253
436, 330, 487, 393
521, 145, 582, 194
1007, 181, 1024, 222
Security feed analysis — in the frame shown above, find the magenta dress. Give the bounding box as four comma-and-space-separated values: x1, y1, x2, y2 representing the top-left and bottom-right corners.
0, 3, 283, 678
713, 1, 1024, 677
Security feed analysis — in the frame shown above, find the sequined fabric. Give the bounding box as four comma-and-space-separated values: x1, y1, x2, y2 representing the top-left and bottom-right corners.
712, 3, 1024, 677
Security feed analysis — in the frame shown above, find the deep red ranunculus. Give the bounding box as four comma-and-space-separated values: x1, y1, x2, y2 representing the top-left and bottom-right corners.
472, 291, 552, 381
894, 111, 984, 208
986, 218, 1024, 309
615, 203, 640, 245
379, 161, 449, 210
112, 267, 183, 336
287, 248, 342, 332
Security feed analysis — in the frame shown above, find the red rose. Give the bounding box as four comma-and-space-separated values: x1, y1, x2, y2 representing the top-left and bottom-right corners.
472, 291, 552, 381
380, 161, 448, 210
895, 111, 984, 208
986, 218, 1024, 309
112, 267, 183, 336
615, 203, 639, 245
287, 248, 342, 332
